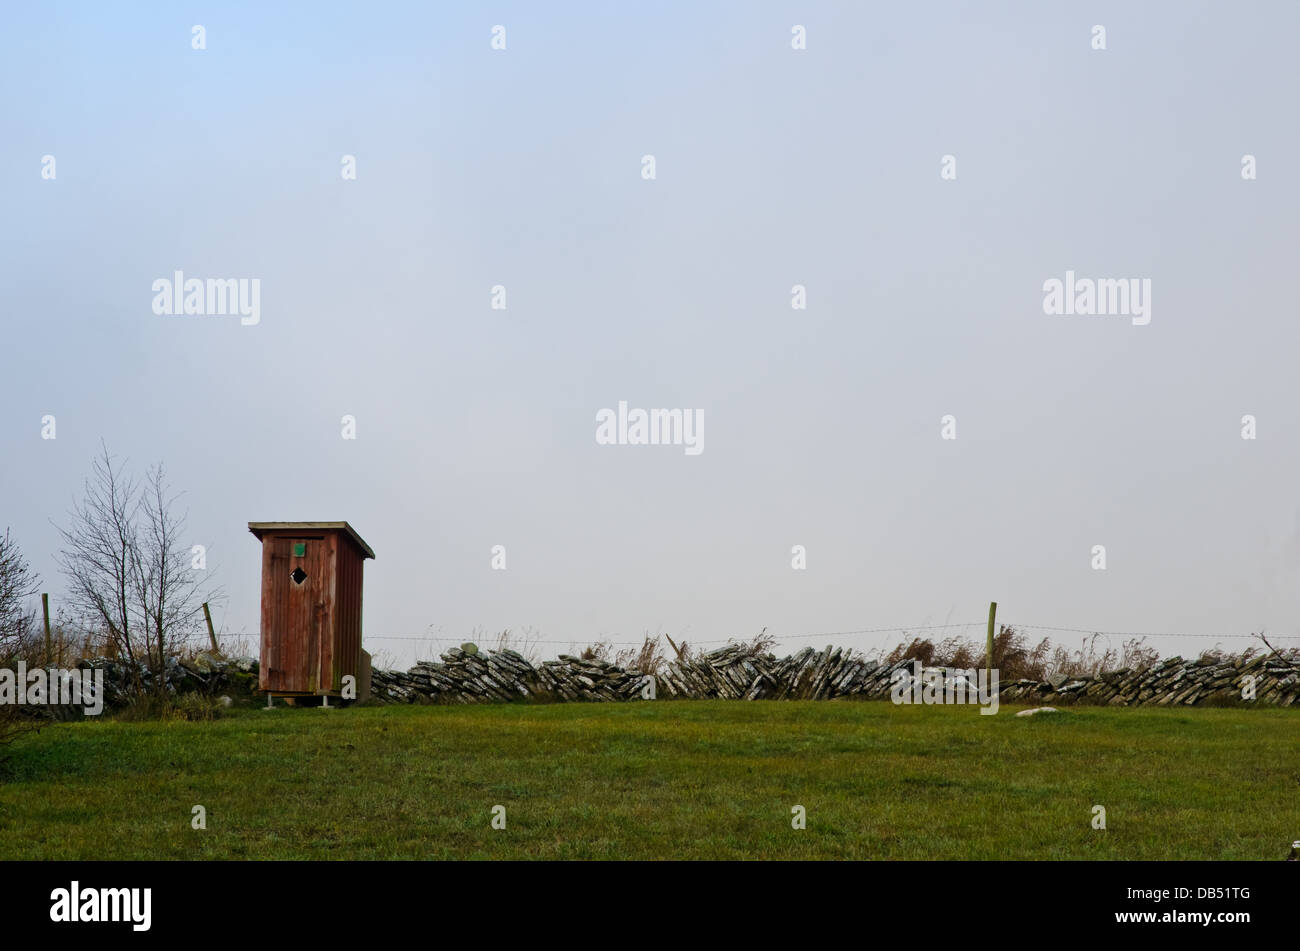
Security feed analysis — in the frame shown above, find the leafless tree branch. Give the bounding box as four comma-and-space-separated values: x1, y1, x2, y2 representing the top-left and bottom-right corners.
56, 442, 215, 697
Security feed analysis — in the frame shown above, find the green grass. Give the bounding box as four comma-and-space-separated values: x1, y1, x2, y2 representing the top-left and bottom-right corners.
0, 701, 1295, 859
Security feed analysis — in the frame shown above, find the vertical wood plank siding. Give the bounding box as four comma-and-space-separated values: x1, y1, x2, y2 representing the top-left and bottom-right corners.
255, 525, 369, 696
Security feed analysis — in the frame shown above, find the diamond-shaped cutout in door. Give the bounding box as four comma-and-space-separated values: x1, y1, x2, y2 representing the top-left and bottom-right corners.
290, 567, 308, 585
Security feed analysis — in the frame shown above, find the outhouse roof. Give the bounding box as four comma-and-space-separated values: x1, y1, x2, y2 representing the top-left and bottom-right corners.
248, 522, 376, 559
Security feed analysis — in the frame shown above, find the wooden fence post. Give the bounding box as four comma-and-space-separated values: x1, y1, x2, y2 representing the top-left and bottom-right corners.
986, 601, 997, 680
42, 593, 52, 665
202, 602, 219, 654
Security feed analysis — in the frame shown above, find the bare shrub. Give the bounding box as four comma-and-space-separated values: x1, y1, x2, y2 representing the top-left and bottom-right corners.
0, 528, 42, 663
1115, 637, 1160, 673
579, 640, 613, 662
368, 647, 396, 671
883, 634, 987, 669
884, 636, 941, 668
56, 443, 218, 698
0, 530, 45, 750
881, 627, 1159, 681
492, 627, 543, 664
614, 634, 671, 675
579, 633, 697, 672
727, 629, 778, 659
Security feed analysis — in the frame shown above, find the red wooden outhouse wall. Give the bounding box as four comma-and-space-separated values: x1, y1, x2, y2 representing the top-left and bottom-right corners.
249, 522, 375, 696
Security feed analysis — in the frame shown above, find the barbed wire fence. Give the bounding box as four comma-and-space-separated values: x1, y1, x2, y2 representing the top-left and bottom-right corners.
363, 620, 1300, 660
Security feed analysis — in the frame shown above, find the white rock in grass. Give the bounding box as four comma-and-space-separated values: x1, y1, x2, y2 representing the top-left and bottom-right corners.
1015, 706, 1060, 717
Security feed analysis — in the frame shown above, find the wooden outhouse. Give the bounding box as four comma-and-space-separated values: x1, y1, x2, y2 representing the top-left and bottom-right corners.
248, 522, 375, 699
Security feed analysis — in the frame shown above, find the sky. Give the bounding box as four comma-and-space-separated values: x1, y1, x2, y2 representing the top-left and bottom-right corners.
3, 1, 1299, 668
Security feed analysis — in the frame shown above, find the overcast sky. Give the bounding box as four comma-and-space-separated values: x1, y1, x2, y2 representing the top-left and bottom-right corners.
4, 1, 1299, 668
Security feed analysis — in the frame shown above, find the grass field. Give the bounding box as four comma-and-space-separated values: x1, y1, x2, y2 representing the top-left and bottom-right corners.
0, 701, 1295, 860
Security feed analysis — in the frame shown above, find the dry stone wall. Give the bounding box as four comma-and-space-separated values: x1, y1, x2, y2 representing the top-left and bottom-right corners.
22, 646, 1292, 712
370, 645, 1300, 708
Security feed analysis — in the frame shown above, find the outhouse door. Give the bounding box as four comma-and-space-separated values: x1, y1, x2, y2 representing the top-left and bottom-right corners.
262, 534, 333, 693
